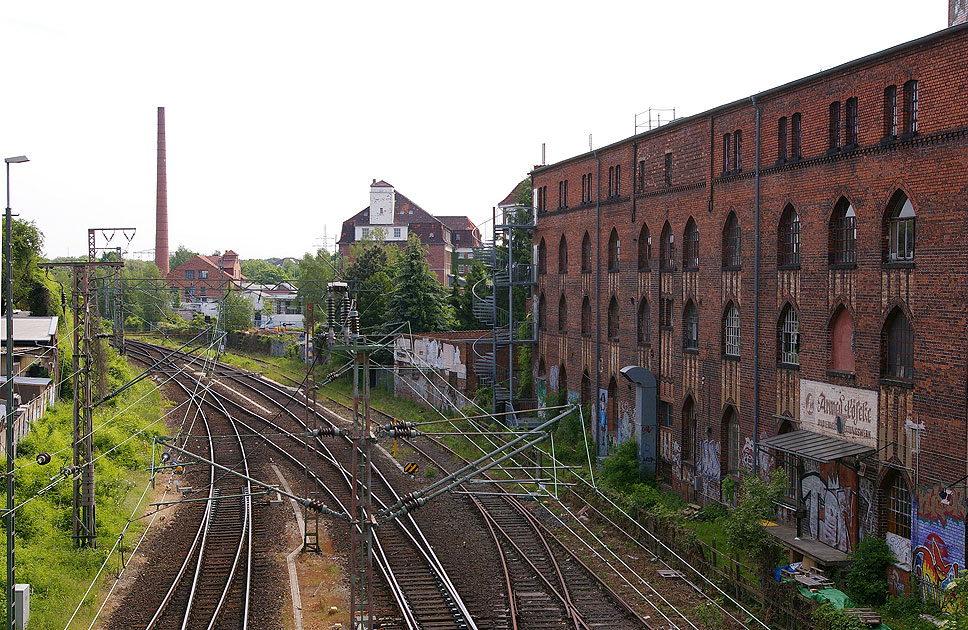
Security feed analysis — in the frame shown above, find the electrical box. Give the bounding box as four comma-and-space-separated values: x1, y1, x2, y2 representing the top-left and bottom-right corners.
14, 583, 29, 629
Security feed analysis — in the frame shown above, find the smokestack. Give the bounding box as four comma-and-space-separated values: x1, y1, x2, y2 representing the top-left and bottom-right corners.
155, 106, 169, 275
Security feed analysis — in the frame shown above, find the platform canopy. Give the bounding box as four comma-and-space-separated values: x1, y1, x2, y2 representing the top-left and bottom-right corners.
759, 429, 874, 463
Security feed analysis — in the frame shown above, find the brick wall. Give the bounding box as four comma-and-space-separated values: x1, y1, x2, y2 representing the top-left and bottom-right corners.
532, 24, 968, 562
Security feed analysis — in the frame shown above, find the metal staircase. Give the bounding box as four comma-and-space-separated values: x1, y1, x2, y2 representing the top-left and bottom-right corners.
471, 205, 537, 415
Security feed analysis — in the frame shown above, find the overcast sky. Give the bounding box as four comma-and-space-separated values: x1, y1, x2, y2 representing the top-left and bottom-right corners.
1, 1, 946, 261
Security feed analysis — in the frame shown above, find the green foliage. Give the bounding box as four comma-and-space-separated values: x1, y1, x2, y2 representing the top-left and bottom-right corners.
169, 244, 198, 271
516, 320, 533, 398
449, 260, 486, 331
385, 234, 454, 333
600, 439, 640, 490
940, 574, 968, 630
881, 595, 939, 630
223, 287, 254, 332
296, 248, 336, 321
2, 219, 64, 318
843, 536, 895, 606
693, 602, 725, 627
721, 470, 785, 561
119, 259, 168, 331
240, 259, 292, 285
551, 399, 593, 464
813, 604, 868, 630
345, 240, 398, 334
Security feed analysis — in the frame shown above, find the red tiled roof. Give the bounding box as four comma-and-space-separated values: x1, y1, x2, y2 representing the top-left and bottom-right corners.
498, 180, 529, 207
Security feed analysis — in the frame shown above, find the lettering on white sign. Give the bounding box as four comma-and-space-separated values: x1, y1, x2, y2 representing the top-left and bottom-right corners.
800, 379, 878, 447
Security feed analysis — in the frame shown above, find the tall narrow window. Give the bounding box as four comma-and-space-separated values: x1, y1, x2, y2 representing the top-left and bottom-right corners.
722, 211, 741, 268
607, 378, 618, 435
829, 198, 857, 265
558, 295, 568, 333
638, 159, 646, 191
581, 174, 587, 203
536, 187, 543, 213
903, 80, 919, 135
884, 85, 898, 139
559, 364, 567, 394
581, 297, 591, 336
887, 475, 912, 539
733, 130, 742, 170
637, 299, 651, 344
829, 101, 841, 151
537, 238, 547, 275
660, 297, 673, 328
615, 165, 621, 196
607, 228, 620, 272
683, 300, 699, 350
558, 181, 564, 209
723, 303, 740, 357
830, 306, 855, 373
792, 113, 802, 159
558, 235, 568, 273
777, 117, 788, 162
637, 223, 651, 271
608, 166, 614, 197
682, 397, 697, 463
587, 172, 593, 199
885, 191, 916, 262
581, 370, 591, 405
778, 305, 800, 366
664, 153, 672, 187
660, 222, 674, 270
845, 97, 859, 147
563, 180, 568, 207
581, 231, 592, 273
683, 218, 699, 270
724, 407, 740, 474
723, 133, 731, 173
883, 307, 914, 380
778, 204, 801, 266
607, 296, 619, 341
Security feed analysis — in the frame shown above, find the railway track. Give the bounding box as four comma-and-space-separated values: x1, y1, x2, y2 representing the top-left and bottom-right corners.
126, 340, 484, 630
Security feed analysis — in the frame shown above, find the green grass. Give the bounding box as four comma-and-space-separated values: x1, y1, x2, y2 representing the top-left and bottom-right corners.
0, 350, 167, 629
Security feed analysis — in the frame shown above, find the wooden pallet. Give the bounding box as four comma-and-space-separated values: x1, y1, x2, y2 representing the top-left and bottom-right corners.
843, 608, 882, 626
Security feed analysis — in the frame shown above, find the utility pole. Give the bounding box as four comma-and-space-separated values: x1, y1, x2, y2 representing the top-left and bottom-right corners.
303, 302, 321, 552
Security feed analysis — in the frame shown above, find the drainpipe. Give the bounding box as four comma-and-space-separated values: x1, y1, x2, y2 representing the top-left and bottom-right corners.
594, 150, 602, 457
751, 96, 762, 473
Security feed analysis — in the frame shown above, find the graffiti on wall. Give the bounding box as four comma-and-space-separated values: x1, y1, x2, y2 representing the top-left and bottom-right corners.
800, 467, 858, 553
536, 379, 547, 409
888, 567, 908, 598
619, 401, 634, 443
859, 478, 876, 540
671, 440, 682, 480
741, 437, 755, 473
913, 484, 966, 611
887, 532, 913, 569
548, 365, 559, 393
757, 432, 775, 479
697, 439, 721, 501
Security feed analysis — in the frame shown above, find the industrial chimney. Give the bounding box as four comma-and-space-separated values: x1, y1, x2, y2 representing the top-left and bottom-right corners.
155, 107, 170, 275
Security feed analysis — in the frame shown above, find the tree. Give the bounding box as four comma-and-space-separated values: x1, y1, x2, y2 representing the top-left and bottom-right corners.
346, 239, 398, 334
449, 260, 486, 330
845, 536, 895, 605
240, 259, 292, 285
169, 245, 198, 271
722, 471, 785, 572
1, 219, 61, 317
222, 287, 253, 332
386, 234, 454, 333
296, 248, 336, 321
120, 260, 169, 331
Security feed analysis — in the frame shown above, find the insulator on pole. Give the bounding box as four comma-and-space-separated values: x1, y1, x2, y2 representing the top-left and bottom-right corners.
349, 310, 360, 336
327, 295, 335, 325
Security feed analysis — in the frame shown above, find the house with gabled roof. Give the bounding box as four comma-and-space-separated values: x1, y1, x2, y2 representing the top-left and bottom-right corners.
337, 180, 482, 285
166, 249, 244, 316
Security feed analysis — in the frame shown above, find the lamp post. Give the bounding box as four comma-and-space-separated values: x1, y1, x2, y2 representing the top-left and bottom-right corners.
5, 154, 28, 630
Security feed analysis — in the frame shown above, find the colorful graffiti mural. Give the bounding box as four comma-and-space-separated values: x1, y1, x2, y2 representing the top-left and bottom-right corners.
913, 484, 966, 610
536, 379, 547, 409
697, 439, 721, 500
741, 437, 755, 473
671, 440, 682, 480
800, 466, 858, 553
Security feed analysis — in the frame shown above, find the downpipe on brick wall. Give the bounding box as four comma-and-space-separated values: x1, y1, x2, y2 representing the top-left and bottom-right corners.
751, 95, 762, 473
595, 149, 602, 457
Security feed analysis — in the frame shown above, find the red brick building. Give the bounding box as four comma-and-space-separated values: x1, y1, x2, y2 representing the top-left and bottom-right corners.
337, 180, 482, 285
166, 250, 243, 303
532, 19, 968, 593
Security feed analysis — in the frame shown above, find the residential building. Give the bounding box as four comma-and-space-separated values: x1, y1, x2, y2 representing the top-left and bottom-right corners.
166, 250, 243, 318
245, 282, 304, 329
337, 180, 482, 285
531, 17, 968, 598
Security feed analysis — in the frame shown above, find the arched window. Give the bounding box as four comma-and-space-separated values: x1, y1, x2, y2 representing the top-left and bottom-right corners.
581, 231, 592, 273
537, 238, 547, 275
722, 407, 740, 475
607, 377, 618, 435
581, 296, 591, 336
887, 473, 912, 539
883, 307, 913, 379
829, 306, 855, 373
581, 369, 591, 404
637, 223, 651, 271
885, 190, 915, 263
778, 304, 800, 365
683, 218, 699, 270
558, 294, 568, 333
607, 296, 619, 341
538, 293, 547, 331
723, 302, 740, 357
558, 364, 568, 394
722, 212, 741, 268
683, 300, 698, 350
637, 299, 650, 344
829, 197, 857, 265
778, 204, 801, 266
682, 396, 697, 463
660, 222, 675, 270
558, 234, 568, 273
607, 228, 620, 272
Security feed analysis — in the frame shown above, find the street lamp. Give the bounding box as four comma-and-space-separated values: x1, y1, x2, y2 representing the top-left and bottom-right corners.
5, 154, 28, 630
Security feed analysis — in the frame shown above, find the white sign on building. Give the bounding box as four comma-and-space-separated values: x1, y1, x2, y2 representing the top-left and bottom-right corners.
800, 379, 878, 447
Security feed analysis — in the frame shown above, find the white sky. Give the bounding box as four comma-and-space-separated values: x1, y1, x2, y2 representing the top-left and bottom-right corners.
1, 1, 947, 261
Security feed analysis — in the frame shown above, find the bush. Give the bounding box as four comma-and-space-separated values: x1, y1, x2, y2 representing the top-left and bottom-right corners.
721, 471, 784, 568
813, 604, 868, 630
600, 439, 640, 490
845, 536, 895, 606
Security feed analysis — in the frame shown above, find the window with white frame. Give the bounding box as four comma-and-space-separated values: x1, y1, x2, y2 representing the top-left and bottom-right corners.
724, 304, 740, 357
